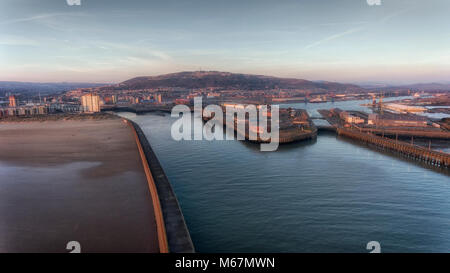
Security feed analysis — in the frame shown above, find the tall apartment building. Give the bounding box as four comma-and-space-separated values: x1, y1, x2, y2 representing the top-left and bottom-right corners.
81, 94, 100, 113
9, 95, 17, 107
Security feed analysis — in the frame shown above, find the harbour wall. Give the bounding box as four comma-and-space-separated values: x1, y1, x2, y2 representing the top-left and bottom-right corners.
125, 119, 195, 253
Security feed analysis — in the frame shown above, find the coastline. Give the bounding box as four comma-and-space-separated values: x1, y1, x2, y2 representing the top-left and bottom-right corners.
0, 116, 161, 252
0, 113, 194, 252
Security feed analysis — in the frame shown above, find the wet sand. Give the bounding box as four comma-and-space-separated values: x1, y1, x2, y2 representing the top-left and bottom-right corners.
0, 118, 159, 252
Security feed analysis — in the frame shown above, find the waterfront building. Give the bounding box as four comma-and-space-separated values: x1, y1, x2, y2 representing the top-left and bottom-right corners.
0, 105, 49, 117
49, 103, 81, 113
340, 112, 365, 124
368, 113, 428, 127
81, 94, 100, 113
384, 103, 426, 113
333, 109, 365, 124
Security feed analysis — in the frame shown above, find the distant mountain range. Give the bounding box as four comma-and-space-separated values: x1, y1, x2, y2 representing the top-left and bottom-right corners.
357, 82, 450, 91
109, 71, 364, 93
2, 72, 450, 95
392, 83, 450, 91
0, 81, 108, 96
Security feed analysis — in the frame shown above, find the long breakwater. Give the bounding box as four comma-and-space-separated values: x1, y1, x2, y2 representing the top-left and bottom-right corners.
337, 128, 450, 168
125, 118, 195, 253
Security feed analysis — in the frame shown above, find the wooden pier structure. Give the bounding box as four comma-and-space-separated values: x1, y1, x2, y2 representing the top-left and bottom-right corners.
337, 128, 450, 168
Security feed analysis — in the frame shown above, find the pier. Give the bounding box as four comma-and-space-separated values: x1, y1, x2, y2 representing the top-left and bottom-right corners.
337, 128, 450, 168
316, 109, 450, 169
359, 128, 450, 140
125, 119, 195, 253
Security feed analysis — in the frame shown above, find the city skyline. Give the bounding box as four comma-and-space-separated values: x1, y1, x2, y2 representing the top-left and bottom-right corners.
1, 0, 450, 84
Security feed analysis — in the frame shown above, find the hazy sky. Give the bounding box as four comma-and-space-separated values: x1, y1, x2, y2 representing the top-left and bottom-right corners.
1, 0, 450, 84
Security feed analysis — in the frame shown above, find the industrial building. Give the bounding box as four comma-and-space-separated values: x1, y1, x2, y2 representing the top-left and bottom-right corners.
368, 113, 428, 127
384, 103, 426, 113
331, 108, 365, 124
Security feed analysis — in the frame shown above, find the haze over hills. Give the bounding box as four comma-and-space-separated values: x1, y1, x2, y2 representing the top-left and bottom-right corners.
0, 81, 108, 96
109, 71, 365, 93
392, 83, 450, 91
354, 81, 450, 91
3, 72, 449, 95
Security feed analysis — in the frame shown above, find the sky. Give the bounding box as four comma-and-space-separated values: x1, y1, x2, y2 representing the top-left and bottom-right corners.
0, 0, 450, 84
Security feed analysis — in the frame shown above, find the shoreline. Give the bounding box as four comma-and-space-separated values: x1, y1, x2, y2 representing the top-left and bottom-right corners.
0, 113, 195, 252
0, 117, 161, 252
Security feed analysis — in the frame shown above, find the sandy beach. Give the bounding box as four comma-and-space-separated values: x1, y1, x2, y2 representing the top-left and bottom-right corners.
0, 117, 159, 252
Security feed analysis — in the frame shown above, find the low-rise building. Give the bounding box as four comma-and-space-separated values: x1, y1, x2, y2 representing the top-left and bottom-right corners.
0, 105, 49, 117
335, 109, 365, 124
368, 113, 428, 127
384, 103, 426, 113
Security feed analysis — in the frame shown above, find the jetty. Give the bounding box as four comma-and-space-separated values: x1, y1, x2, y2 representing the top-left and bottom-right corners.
316, 109, 450, 169
337, 128, 450, 168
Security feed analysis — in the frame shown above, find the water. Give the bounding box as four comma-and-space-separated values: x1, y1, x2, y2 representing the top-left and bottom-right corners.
278, 96, 450, 120
282, 97, 450, 152
118, 98, 450, 253
278, 96, 413, 118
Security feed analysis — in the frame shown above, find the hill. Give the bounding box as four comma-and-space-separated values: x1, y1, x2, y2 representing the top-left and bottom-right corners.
107, 71, 364, 93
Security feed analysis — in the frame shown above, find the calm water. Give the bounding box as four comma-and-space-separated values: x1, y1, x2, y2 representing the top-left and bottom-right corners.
119, 98, 450, 253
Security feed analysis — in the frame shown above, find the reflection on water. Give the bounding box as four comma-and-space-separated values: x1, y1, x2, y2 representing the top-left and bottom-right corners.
119, 108, 450, 253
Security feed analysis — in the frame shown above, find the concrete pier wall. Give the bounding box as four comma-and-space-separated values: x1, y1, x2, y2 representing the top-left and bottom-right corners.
127, 119, 195, 253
